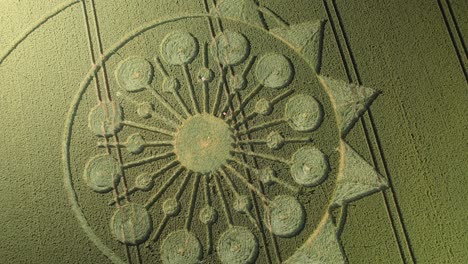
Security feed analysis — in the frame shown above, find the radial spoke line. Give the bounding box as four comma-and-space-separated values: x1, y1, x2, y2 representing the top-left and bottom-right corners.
239, 83, 263, 110
149, 214, 169, 243
97, 142, 125, 149
109, 161, 180, 206
148, 160, 181, 180
176, 171, 193, 199
232, 112, 258, 129
203, 43, 210, 113
122, 120, 175, 137
173, 90, 192, 117
147, 171, 191, 243
223, 164, 270, 205
226, 110, 254, 124
271, 88, 295, 105
205, 223, 213, 254
218, 93, 236, 117
145, 140, 174, 147
204, 175, 215, 253
211, 77, 225, 115
237, 119, 286, 136
218, 71, 239, 119
229, 83, 263, 120
227, 158, 259, 174
237, 136, 313, 146
203, 81, 210, 114
272, 177, 299, 193
229, 89, 294, 125
204, 175, 212, 205
183, 64, 201, 114
116, 90, 180, 128
203, 174, 214, 254
153, 111, 181, 128
145, 167, 184, 209
155, 57, 169, 77
218, 168, 240, 196
144, 166, 184, 209
122, 152, 175, 169
185, 174, 201, 230
148, 86, 185, 121
232, 149, 290, 165
241, 55, 257, 78
213, 174, 233, 226
285, 136, 314, 144
99, 140, 174, 149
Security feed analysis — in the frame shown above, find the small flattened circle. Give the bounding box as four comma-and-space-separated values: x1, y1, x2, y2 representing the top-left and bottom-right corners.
126, 133, 146, 154
290, 147, 329, 187
134, 173, 154, 191
211, 31, 250, 66
83, 154, 121, 193
162, 77, 180, 93
110, 203, 152, 245
285, 94, 323, 132
115, 57, 154, 92
266, 131, 285, 150
255, 53, 294, 89
137, 102, 153, 119
161, 32, 199, 65
217, 226, 259, 264
265, 195, 305, 238
161, 230, 202, 264
197, 67, 214, 83
162, 198, 181, 216
199, 206, 217, 225
228, 74, 247, 91
254, 98, 273, 115
233, 195, 252, 213
88, 102, 123, 137
259, 167, 275, 186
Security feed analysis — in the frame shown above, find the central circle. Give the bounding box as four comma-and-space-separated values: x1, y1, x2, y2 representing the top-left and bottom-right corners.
175, 114, 234, 173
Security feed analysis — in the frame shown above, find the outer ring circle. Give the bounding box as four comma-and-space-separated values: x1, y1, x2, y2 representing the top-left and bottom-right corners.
62, 14, 342, 263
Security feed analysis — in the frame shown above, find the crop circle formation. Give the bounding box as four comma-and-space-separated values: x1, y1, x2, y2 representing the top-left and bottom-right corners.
62, 8, 384, 264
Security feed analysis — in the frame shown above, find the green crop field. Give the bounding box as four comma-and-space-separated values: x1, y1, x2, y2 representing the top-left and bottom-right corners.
0, 0, 467, 263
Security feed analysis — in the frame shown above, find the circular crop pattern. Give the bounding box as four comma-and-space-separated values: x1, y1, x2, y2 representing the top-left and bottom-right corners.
255, 53, 294, 89
64, 5, 383, 264
161, 230, 202, 264
110, 203, 152, 245
290, 147, 329, 187
286, 94, 323, 132
265, 195, 305, 237
217, 226, 259, 264
88, 101, 123, 137
115, 57, 154, 92
211, 31, 250, 66
199, 206, 217, 224
161, 32, 199, 65
83, 154, 121, 193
